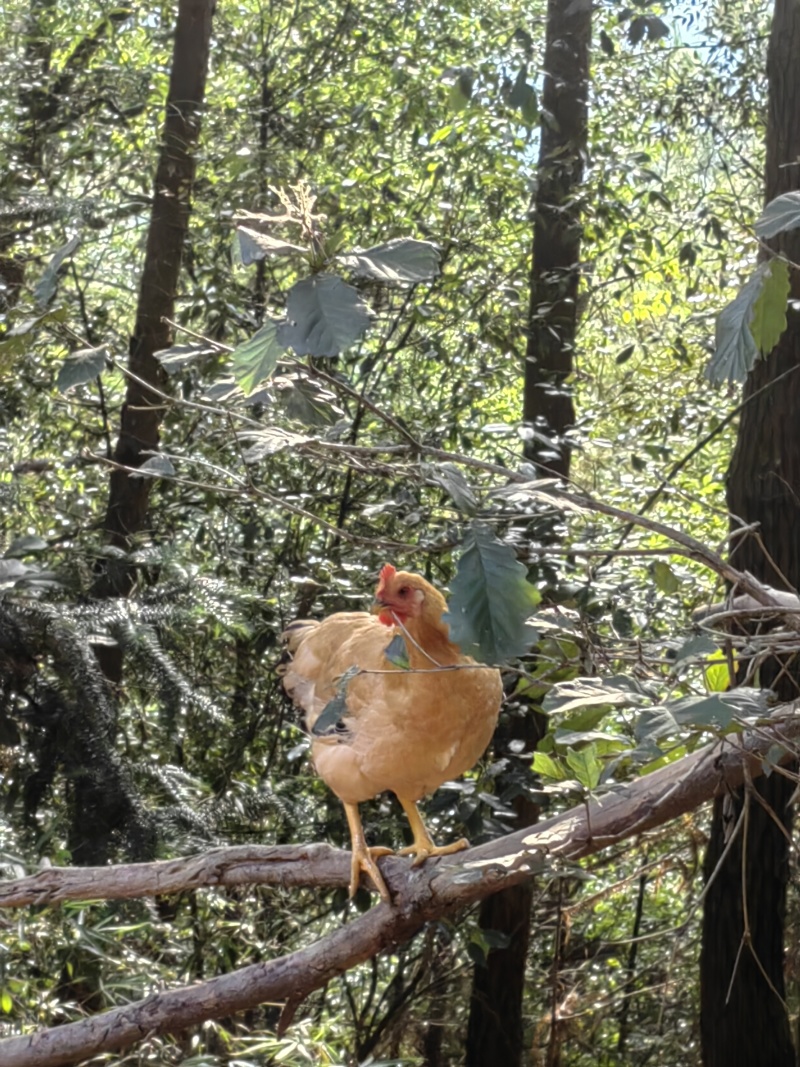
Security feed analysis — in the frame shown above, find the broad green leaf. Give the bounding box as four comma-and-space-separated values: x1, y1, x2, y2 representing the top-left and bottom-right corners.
750, 258, 789, 356
652, 560, 679, 594
532, 751, 567, 781
281, 275, 372, 357
231, 319, 285, 395
34, 234, 82, 308
634, 706, 678, 745
383, 634, 410, 670
57, 346, 108, 392
543, 675, 642, 715
755, 191, 800, 239
706, 264, 768, 383
565, 745, 602, 790
341, 238, 440, 284
446, 523, 540, 663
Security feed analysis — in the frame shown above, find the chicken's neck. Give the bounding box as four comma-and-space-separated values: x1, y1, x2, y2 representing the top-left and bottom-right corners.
401, 613, 462, 668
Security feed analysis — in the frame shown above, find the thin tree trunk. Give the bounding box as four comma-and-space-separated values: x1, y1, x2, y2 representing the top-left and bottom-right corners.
522, 0, 591, 477
700, 3, 800, 1065
465, 5, 592, 1064
100, 0, 215, 569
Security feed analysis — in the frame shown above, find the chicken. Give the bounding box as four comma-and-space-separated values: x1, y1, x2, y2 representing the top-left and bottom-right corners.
280, 564, 503, 901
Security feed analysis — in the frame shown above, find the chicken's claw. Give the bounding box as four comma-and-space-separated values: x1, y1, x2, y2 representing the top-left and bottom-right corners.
396, 797, 470, 868
397, 836, 469, 866
344, 802, 393, 902
350, 843, 393, 901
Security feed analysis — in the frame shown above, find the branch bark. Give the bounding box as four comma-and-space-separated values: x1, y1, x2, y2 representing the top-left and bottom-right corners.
2, 705, 799, 1067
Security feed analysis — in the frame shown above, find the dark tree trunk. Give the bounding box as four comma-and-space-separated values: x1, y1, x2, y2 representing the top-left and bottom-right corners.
100, 0, 215, 567
465, 6, 591, 1064
700, 4, 800, 1065
522, 0, 591, 477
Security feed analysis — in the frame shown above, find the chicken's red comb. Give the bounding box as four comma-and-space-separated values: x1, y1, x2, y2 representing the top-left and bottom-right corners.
377, 563, 396, 592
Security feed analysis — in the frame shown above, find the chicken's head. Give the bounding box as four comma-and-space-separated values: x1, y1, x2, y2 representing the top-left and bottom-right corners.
373, 564, 448, 628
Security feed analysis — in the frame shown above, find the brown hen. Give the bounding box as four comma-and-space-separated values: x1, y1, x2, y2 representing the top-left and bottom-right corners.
281, 564, 502, 901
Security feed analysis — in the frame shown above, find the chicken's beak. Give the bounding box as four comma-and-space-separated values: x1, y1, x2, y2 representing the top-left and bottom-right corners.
370, 597, 386, 615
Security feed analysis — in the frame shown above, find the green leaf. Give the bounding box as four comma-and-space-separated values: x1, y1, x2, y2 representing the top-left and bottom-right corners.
755, 191, 800, 239
281, 275, 373, 357
424, 462, 478, 513
34, 234, 82, 308
532, 751, 567, 781
652, 560, 680, 594
446, 523, 539, 663
704, 649, 735, 692
341, 238, 441, 284
448, 70, 474, 112
238, 428, 309, 461
56, 346, 109, 392
543, 675, 642, 715
1, 989, 12, 1014
132, 454, 176, 479
509, 67, 537, 125
154, 342, 217, 375
237, 227, 307, 264
312, 665, 360, 735
384, 634, 410, 670
706, 265, 768, 384
750, 259, 789, 356
565, 745, 602, 790
231, 320, 285, 395
276, 375, 343, 426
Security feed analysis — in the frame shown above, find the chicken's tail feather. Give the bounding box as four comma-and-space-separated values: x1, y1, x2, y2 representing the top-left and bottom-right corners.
276, 619, 319, 675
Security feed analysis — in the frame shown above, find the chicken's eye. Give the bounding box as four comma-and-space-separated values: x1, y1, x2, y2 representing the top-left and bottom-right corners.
397, 586, 410, 597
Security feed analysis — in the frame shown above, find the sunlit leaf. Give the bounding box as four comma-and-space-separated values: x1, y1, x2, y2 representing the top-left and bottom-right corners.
706, 264, 768, 383
755, 191, 800, 239
532, 751, 568, 781
750, 258, 789, 356
237, 227, 307, 264
565, 745, 602, 790
231, 319, 285, 394
341, 238, 440, 284
34, 234, 82, 308
651, 560, 679, 594
56, 346, 108, 392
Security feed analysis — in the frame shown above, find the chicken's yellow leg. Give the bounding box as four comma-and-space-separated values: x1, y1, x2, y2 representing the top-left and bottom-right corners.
343, 802, 392, 901
396, 797, 469, 866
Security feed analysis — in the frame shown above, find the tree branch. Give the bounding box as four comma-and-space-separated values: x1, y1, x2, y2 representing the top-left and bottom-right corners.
1, 704, 799, 1067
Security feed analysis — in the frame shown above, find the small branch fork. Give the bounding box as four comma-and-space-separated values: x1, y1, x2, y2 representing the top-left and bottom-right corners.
2, 708, 800, 1067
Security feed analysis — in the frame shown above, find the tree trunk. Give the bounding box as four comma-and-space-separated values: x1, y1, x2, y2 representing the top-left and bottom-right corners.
100, 0, 215, 567
700, 4, 800, 1065
522, 0, 591, 477
464, 6, 592, 1064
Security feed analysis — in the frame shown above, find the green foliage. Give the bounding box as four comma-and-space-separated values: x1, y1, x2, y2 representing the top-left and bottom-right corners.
446, 523, 540, 663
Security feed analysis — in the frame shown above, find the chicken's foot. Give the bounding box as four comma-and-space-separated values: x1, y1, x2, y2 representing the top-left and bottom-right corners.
344, 802, 392, 901
396, 797, 469, 866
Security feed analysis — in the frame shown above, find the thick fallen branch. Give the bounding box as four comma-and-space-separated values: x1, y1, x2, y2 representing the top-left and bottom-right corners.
2, 705, 799, 1067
